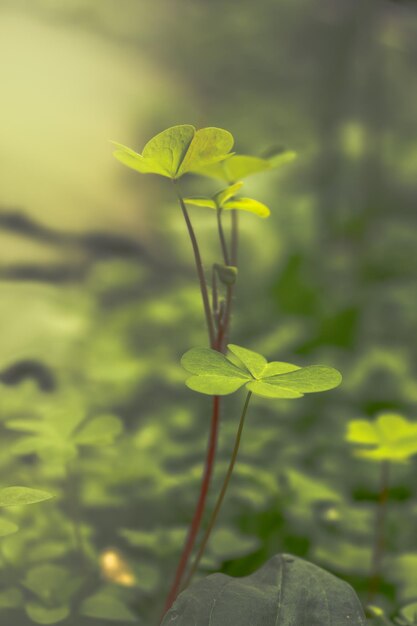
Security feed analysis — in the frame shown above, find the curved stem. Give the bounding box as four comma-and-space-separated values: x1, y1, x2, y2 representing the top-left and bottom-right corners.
161, 395, 221, 616
174, 186, 216, 348
182, 391, 252, 588
367, 460, 390, 603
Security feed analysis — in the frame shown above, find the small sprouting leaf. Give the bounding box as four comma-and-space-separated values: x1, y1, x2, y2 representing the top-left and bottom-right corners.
223, 197, 270, 218
346, 413, 417, 462
161, 554, 366, 625
181, 344, 342, 399
80, 591, 138, 622
183, 196, 217, 209
0, 487, 53, 507
25, 603, 69, 625
191, 151, 297, 182
215, 181, 244, 205
0, 517, 19, 537
214, 264, 238, 286
185, 183, 270, 218
113, 125, 233, 180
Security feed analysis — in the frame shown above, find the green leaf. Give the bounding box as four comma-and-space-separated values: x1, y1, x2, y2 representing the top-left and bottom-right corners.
246, 380, 303, 399
177, 127, 234, 177
184, 196, 217, 209
113, 125, 233, 179
25, 603, 69, 625
346, 413, 417, 462
400, 602, 417, 624
185, 375, 247, 396
80, 592, 138, 622
227, 344, 267, 378
181, 344, 342, 399
0, 487, 53, 507
181, 348, 248, 379
23, 565, 80, 604
215, 181, 244, 205
223, 197, 270, 217
142, 124, 195, 177
161, 554, 366, 625
262, 365, 343, 393
74, 414, 123, 446
191, 151, 297, 182
0, 517, 19, 537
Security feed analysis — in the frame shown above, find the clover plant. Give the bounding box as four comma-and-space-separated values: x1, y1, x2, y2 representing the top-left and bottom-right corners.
346, 413, 417, 606
113, 124, 350, 623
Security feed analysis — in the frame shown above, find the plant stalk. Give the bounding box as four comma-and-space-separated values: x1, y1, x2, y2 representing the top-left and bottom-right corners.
367, 460, 390, 603
162, 188, 238, 618
182, 391, 252, 588
174, 186, 216, 348
216, 208, 230, 266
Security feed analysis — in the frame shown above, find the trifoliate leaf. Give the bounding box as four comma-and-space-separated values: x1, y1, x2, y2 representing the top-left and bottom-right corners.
0, 487, 53, 507
113, 125, 233, 180
181, 344, 342, 399
346, 413, 417, 462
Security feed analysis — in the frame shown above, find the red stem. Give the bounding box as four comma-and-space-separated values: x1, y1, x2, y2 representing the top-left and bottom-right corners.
161, 395, 220, 616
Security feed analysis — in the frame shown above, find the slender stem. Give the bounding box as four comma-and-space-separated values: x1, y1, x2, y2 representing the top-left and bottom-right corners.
216, 208, 230, 266
174, 185, 216, 348
182, 391, 252, 588
161, 395, 221, 617
367, 460, 390, 603
231, 210, 238, 266
161, 190, 240, 619
212, 265, 219, 323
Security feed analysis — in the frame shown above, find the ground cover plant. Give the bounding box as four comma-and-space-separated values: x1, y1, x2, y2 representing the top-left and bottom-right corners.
3, 1, 417, 624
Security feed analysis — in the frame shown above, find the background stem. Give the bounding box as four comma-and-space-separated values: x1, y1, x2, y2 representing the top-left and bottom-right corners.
367, 460, 390, 603
182, 391, 252, 588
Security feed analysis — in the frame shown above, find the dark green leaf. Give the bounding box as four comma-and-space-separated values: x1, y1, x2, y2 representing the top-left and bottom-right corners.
161, 554, 366, 625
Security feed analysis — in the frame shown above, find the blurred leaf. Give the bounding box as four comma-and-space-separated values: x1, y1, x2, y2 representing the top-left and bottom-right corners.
192, 151, 296, 182
0, 487, 53, 508
161, 554, 365, 625
346, 413, 417, 462
208, 527, 260, 561
0, 587, 23, 609
80, 591, 138, 622
74, 414, 123, 446
223, 197, 270, 217
25, 603, 69, 625
0, 517, 19, 536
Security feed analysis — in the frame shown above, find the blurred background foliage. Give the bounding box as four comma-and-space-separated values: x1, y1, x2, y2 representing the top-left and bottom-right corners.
0, 0, 417, 623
